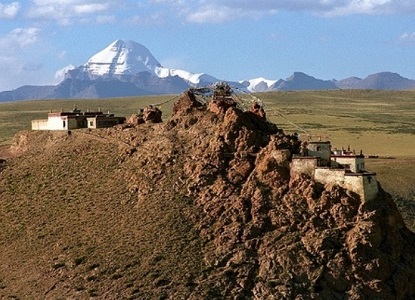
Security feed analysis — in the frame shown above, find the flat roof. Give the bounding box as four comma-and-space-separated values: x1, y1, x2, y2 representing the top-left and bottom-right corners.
308, 141, 331, 144
345, 172, 377, 177
331, 154, 364, 158
48, 111, 105, 117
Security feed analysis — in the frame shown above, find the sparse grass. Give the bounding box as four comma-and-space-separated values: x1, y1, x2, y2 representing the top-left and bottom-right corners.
0, 128, 204, 298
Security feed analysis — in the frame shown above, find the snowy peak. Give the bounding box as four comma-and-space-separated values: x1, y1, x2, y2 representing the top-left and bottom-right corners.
240, 77, 279, 92
84, 39, 162, 77
75, 39, 219, 86
155, 68, 218, 85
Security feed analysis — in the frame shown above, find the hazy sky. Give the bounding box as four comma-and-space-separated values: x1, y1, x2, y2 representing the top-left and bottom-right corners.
1, 0, 415, 91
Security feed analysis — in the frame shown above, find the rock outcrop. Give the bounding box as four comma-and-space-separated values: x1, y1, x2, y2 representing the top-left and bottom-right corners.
168, 92, 415, 299
142, 105, 162, 123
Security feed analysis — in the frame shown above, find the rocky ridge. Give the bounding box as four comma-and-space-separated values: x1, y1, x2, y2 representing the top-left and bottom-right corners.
0, 90, 414, 299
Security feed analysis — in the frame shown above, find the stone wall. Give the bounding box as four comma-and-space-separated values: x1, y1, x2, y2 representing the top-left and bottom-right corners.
32, 117, 77, 131
314, 168, 346, 186
307, 142, 331, 166
314, 168, 378, 202
95, 117, 125, 128
331, 156, 365, 173
362, 173, 378, 202
46, 116, 67, 130
343, 175, 363, 199
290, 157, 318, 178
31, 119, 48, 130
68, 118, 79, 130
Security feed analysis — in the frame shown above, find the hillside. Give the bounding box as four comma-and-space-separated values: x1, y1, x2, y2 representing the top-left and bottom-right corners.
0, 91, 414, 299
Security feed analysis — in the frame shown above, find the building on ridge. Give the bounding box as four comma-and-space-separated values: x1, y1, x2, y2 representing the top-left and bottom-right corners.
31, 106, 125, 131
291, 140, 378, 202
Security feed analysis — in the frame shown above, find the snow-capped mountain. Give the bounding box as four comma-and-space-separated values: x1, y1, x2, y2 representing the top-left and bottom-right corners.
239, 77, 279, 92
73, 39, 219, 87
239, 73, 338, 92
83, 39, 162, 78
44, 39, 222, 98
155, 68, 219, 86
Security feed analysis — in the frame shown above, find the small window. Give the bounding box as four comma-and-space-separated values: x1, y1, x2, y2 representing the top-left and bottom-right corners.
63, 120, 66, 128
90, 121, 94, 126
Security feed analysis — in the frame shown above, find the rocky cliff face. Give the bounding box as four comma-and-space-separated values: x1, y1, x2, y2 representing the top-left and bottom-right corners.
167, 92, 415, 299
0, 91, 414, 299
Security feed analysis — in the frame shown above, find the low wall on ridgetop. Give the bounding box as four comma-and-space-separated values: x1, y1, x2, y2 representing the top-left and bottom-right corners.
314, 168, 378, 202
291, 159, 379, 202
290, 157, 318, 178
31, 119, 49, 130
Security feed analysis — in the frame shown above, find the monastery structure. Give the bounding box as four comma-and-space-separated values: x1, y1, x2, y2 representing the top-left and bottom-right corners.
31, 107, 125, 131
291, 141, 378, 202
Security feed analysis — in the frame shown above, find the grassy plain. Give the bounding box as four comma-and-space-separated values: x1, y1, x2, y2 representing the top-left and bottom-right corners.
257, 90, 415, 157
1, 90, 414, 229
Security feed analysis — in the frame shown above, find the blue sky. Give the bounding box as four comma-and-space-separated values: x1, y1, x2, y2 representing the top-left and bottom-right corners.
1, 0, 415, 91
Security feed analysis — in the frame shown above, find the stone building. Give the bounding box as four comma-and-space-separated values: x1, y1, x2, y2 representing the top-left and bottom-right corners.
331, 148, 365, 173
32, 107, 125, 131
86, 115, 126, 129
291, 141, 378, 202
306, 141, 331, 166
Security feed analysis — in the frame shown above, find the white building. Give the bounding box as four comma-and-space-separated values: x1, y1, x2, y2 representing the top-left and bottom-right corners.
306, 141, 331, 166
32, 107, 125, 131
291, 141, 378, 202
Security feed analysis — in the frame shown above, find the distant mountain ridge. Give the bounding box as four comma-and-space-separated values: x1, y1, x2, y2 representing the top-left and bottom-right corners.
1, 39, 415, 102
274, 72, 338, 91
335, 72, 415, 90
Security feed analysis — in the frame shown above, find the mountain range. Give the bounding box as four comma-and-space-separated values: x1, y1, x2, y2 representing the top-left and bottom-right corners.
1, 39, 415, 102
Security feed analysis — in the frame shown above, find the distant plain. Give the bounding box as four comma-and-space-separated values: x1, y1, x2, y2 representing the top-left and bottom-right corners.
0, 89, 414, 229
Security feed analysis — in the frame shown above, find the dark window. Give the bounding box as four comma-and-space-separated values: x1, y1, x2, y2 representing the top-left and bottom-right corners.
63, 120, 66, 128
343, 164, 351, 170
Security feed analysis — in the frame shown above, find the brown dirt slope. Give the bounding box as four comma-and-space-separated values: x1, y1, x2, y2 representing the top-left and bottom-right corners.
0, 91, 414, 299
